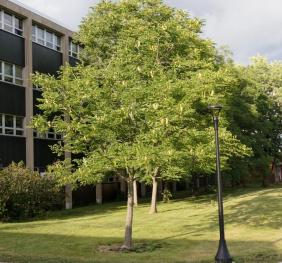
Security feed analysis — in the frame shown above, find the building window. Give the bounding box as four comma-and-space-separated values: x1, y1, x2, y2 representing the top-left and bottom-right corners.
0, 114, 24, 136
0, 10, 23, 36
34, 128, 62, 140
0, 61, 23, 85
32, 25, 61, 51
69, 40, 82, 59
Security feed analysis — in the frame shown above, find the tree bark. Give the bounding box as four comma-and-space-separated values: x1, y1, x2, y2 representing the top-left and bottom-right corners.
96, 183, 103, 204
64, 118, 72, 210
121, 177, 134, 250
65, 184, 72, 210
133, 180, 138, 207
149, 175, 158, 214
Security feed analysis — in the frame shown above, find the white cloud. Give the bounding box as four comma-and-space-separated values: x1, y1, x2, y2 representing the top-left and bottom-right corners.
167, 0, 282, 64
13, 0, 97, 30
15, 0, 282, 64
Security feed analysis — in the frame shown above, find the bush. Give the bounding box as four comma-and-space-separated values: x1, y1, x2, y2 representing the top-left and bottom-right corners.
0, 162, 63, 220
162, 189, 172, 203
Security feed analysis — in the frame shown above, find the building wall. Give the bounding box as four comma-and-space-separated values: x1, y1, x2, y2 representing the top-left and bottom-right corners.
0, 0, 119, 206
0, 0, 74, 170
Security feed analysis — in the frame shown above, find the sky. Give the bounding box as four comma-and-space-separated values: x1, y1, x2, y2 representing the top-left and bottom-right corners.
13, 0, 282, 64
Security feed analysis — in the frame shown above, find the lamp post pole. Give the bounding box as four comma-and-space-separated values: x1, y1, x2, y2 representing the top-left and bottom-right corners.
209, 105, 232, 263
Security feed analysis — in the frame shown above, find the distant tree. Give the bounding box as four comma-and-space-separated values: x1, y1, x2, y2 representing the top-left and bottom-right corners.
224, 56, 282, 186
32, 0, 250, 249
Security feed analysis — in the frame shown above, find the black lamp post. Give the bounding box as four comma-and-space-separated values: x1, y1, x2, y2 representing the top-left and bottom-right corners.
208, 105, 232, 263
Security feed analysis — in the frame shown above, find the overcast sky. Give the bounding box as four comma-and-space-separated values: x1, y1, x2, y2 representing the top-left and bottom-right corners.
14, 0, 282, 64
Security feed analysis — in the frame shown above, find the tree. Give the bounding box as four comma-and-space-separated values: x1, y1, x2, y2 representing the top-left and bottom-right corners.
244, 57, 282, 185
223, 56, 282, 186
33, 0, 250, 249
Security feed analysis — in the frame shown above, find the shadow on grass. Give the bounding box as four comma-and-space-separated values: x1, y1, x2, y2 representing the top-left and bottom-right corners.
4, 201, 127, 224
0, 232, 281, 263
171, 186, 282, 239
0, 201, 128, 232
176, 185, 282, 204
224, 187, 282, 229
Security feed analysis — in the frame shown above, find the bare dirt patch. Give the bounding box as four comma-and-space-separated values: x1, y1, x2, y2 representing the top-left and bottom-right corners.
98, 242, 165, 253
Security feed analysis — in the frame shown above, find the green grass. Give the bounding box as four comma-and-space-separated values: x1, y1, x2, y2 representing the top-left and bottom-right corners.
0, 186, 282, 263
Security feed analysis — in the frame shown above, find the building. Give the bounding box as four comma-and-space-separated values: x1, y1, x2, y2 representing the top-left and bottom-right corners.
0, 0, 82, 167
0, 0, 93, 207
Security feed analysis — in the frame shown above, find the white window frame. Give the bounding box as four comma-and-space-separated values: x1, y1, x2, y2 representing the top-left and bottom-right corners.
32, 25, 61, 52
34, 129, 62, 141
69, 40, 82, 59
0, 114, 25, 137
0, 10, 23, 36
0, 61, 23, 86
0, 61, 23, 85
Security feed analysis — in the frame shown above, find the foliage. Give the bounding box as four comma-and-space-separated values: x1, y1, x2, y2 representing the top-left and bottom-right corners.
32, 0, 250, 183
161, 189, 172, 203
0, 162, 63, 220
32, 0, 251, 248
223, 56, 282, 186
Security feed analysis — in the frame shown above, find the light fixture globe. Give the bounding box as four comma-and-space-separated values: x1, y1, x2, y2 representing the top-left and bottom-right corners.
208, 105, 223, 117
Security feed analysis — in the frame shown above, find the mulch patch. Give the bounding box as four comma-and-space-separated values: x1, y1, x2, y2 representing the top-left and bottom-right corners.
98, 242, 165, 253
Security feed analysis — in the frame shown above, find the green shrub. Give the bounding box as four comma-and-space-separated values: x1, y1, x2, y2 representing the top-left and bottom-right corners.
0, 162, 63, 220
162, 189, 172, 203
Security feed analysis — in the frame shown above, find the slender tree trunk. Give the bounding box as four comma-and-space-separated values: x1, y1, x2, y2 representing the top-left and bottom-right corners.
121, 177, 134, 250
64, 116, 72, 210
65, 184, 72, 209
64, 151, 72, 209
149, 175, 158, 214
133, 180, 138, 207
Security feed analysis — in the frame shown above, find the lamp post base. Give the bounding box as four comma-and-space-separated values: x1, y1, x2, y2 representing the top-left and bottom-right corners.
215, 239, 232, 263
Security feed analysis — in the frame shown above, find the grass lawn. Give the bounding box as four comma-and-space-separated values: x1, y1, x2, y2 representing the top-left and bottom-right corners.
0, 186, 282, 263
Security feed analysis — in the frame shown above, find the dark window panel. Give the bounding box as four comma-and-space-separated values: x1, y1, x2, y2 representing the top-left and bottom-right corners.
0, 136, 26, 166
0, 82, 25, 116
34, 138, 60, 168
32, 42, 62, 76
0, 29, 25, 66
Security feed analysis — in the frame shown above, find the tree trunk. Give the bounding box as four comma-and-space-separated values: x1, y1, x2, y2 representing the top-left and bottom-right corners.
64, 119, 72, 210
65, 184, 72, 210
96, 183, 103, 204
121, 178, 134, 250
65, 152, 72, 209
133, 180, 138, 207
149, 176, 158, 214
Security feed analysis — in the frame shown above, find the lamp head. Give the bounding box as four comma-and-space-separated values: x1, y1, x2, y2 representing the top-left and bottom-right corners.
208, 105, 222, 117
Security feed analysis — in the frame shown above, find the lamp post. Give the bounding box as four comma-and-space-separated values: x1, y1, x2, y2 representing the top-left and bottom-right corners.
208, 105, 232, 263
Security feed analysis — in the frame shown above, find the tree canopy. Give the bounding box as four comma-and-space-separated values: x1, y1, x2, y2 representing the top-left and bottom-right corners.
224, 56, 282, 185
33, 0, 254, 249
